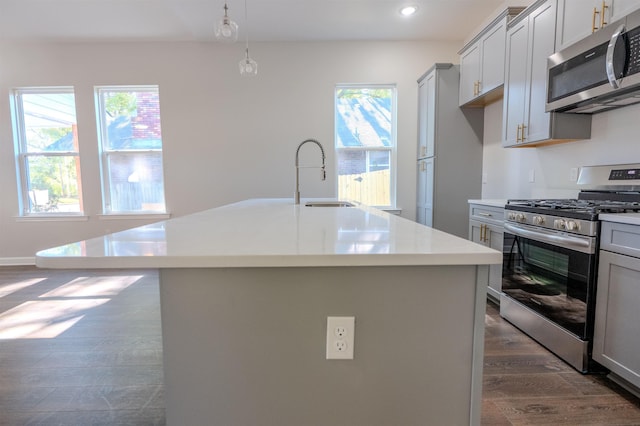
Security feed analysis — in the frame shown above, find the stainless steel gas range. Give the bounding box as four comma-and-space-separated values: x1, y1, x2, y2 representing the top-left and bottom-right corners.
500, 164, 640, 373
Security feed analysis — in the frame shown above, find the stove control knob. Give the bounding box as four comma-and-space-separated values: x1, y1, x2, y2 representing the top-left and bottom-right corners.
566, 220, 580, 231
554, 219, 566, 229
508, 212, 516, 221
532, 215, 545, 225
516, 213, 526, 223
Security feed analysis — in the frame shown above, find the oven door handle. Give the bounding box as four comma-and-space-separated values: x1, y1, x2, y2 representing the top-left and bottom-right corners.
503, 223, 595, 254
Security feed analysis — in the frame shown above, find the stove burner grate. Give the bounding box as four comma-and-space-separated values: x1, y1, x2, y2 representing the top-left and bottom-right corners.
507, 198, 640, 215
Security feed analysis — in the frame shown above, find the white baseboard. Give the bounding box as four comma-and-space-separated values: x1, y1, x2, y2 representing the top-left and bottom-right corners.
0, 257, 36, 266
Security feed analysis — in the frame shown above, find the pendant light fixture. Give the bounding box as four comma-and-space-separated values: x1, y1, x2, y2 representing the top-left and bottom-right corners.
214, 2, 239, 42
238, 0, 258, 76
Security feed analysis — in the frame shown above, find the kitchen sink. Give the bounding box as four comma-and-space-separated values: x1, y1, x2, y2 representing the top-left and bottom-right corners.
304, 201, 355, 207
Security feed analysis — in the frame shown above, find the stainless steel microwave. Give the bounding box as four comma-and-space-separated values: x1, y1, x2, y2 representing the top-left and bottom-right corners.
546, 8, 640, 114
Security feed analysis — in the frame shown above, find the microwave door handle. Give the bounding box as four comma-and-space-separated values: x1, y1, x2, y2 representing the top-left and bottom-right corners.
606, 24, 626, 89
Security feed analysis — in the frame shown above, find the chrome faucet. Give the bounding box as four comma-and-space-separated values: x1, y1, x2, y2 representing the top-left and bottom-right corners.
295, 139, 326, 204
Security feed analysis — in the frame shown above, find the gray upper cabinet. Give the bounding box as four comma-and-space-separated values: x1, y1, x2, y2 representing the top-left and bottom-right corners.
459, 41, 481, 107
556, 0, 640, 51
417, 72, 436, 159
503, 15, 529, 146
610, 0, 640, 21
458, 7, 525, 107
502, 0, 591, 147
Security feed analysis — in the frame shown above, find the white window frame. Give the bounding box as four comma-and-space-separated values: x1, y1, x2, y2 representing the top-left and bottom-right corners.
10, 87, 84, 217
334, 84, 397, 209
95, 85, 166, 215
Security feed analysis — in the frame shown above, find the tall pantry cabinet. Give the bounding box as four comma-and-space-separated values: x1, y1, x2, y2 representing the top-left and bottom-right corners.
416, 63, 484, 239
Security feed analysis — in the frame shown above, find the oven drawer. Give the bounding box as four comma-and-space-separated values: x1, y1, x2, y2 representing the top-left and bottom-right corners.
601, 221, 640, 258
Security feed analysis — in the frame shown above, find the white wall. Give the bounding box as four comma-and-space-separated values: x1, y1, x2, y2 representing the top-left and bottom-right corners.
0, 40, 460, 260
481, 99, 640, 200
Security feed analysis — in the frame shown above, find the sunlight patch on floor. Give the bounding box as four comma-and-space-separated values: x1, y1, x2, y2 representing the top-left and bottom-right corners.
0, 278, 46, 298
0, 274, 145, 339
39, 275, 142, 298
0, 298, 109, 339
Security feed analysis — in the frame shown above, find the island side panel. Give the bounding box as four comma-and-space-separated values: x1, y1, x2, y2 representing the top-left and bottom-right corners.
160, 265, 484, 426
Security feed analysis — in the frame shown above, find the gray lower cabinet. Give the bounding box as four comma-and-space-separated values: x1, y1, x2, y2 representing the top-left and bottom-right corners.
469, 203, 504, 303
594, 221, 640, 392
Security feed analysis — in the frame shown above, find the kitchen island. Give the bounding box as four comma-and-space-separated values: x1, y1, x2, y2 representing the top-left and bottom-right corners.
36, 198, 501, 426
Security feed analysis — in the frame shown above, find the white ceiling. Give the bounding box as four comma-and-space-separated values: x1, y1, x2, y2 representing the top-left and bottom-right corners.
0, 0, 522, 43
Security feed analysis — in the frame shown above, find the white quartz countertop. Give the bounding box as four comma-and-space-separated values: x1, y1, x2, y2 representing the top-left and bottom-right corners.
600, 213, 640, 226
35, 199, 502, 269
468, 199, 507, 208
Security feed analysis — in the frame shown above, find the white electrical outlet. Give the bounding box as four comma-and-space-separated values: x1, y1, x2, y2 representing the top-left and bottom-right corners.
326, 316, 355, 360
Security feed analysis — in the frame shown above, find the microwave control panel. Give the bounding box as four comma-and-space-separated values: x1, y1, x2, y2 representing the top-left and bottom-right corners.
609, 168, 640, 181
628, 26, 640, 75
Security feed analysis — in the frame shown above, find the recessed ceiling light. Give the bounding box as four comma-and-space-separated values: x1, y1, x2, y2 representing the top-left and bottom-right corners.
400, 5, 418, 16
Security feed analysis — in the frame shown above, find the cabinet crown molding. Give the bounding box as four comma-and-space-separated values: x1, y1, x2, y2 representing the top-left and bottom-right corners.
458, 6, 527, 54
417, 63, 454, 83
507, 0, 551, 29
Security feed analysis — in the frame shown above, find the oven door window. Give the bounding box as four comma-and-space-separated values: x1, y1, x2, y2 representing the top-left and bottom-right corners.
502, 232, 596, 339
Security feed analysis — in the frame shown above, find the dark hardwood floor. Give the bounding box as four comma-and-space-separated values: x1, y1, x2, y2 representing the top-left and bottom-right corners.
482, 302, 640, 425
0, 266, 639, 425
0, 267, 164, 425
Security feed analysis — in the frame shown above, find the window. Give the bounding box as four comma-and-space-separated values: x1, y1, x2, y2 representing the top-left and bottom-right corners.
96, 86, 166, 214
335, 85, 396, 208
11, 88, 83, 215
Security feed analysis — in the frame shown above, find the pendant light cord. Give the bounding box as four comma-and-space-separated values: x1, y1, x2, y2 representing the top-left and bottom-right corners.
244, 0, 249, 51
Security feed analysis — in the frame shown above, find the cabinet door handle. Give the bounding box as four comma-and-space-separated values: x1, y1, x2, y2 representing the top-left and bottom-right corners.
481, 224, 490, 243
477, 80, 482, 95
601, 1, 609, 28
516, 124, 522, 142
478, 212, 492, 217
521, 124, 527, 141
473, 81, 478, 96
593, 7, 600, 33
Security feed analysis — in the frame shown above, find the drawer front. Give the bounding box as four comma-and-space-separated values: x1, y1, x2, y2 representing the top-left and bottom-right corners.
601, 222, 640, 258
469, 204, 504, 227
